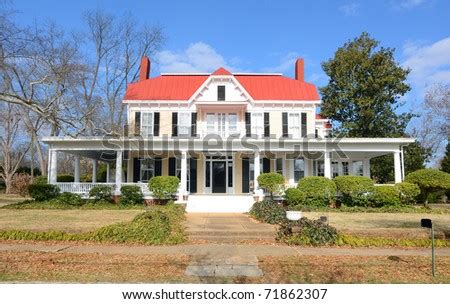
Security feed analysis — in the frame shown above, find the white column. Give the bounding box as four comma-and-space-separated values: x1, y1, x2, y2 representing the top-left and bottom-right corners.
394, 151, 402, 184
324, 151, 332, 179
179, 150, 187, 201
115, 150, 123, 195
363, 158, 371, 178
127, 156, 133, 182
74, 155, 80, 183
254, 151, 261, 191
287, 159, 295, 185
49, 149, 58, 184
106, 163, 111, 183
92, 160, 97, 183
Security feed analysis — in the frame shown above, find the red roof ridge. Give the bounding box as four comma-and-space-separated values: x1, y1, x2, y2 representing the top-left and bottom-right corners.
212, 67, 232, 76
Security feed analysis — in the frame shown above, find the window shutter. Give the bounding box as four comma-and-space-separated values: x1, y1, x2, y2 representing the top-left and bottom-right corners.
189, 158, 197, 193
133, 158, 140, 182
245, 113, 251, 137
191, 112, 197, 137
242, 158, 250, 193
301, 112, 307, 138
282, 112, 288, 138
168, 157, 176, 176
263, 158, 270, 173
264, 112, 270, 137
153, 112, 160, 136
134, 112, 141, 136
154, 158, 162, 176
172, 112, 178, 136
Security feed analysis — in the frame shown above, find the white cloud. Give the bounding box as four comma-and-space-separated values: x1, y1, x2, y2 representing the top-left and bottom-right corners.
339, 2, 360, 16
261, 52, 299, 74
397, 0, 425, 9
402, 37, 450, 87
156, 42, 237, 73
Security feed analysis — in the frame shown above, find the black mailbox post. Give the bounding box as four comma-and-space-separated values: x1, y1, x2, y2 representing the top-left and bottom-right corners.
421, 218, 435, 277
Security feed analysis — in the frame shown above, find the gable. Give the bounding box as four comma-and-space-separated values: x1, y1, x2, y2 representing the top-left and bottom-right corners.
190, 75, 253, 103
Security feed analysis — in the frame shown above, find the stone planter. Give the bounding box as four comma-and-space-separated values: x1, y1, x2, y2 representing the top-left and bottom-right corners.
286, 210, 302, 221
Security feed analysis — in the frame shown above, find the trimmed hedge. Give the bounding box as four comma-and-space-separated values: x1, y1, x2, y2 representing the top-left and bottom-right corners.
370, 186, 400, 207
149, 176, 180, 200
119, 185, 144, 205
89, 185, 113, 203
297, 176, 336, 207
396, 182, 420, 205
249, 200, 286, 224
334, 176, 374, 207
57, 174, 74, 182
28, 184, 60, 201
405, 169, 450, 204
284, 188, 305, 208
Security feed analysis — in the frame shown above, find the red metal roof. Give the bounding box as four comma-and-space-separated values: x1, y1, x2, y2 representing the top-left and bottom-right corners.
124, 71, 320, 101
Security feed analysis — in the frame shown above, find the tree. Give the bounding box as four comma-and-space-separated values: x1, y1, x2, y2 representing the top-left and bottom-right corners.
405, 169, 450, 205
257, 172, 284, 200
441, 139, 450, 173
320, 32, 411, 137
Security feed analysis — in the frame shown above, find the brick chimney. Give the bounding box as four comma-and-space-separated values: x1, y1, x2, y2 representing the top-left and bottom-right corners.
139, 56, 151, 81
295, 58, 304, 81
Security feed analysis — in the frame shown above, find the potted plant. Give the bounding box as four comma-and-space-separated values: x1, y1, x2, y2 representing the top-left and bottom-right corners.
284, 187, 305, 221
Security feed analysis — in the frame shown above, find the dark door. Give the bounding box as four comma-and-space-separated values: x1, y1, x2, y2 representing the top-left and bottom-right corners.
212, 161, 226, 193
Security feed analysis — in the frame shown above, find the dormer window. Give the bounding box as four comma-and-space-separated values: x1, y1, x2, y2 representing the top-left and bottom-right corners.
217, 85, 225, 101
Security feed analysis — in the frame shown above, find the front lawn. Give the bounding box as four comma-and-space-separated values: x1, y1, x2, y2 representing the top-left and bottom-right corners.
1, 199, 146, 210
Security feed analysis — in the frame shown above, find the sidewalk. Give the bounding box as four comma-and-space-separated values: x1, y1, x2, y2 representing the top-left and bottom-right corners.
0, 242, 448, 257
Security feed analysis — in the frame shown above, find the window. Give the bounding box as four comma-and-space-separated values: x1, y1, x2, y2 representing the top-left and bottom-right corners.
228, 113, 238, 135
251, 113, 264, 137
353, 161, 364, 176
141, 112, 153, 137
206, 113, 238, 136
314, 160, 324, 177
332, 161, 339, 178
178, 112, 191, 136
218, 85, 225, 101
288, 113, 301, 138
342, 162, 349, 175
140, 158, 155, 182
294, 158, 305, 182
276, 158, 283, 175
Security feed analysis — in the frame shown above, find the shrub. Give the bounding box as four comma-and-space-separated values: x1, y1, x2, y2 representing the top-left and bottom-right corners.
257, 172, 285, 199
297, 176, 336, 207
10, 173, 32, 196
89, 185, 113, 203
32, 176, 48, 185
149, 176, 180, 200
370, 186, 400, 207
277, 217, 338, 246
57, 174, 74, 182
119, 185, 144, 205
334, 176, 374, 207
28, 184, 60, 201
396, 182, 420, 205
52, 192, 83, 206
249, 199, 286, 224
405, 169, 450, 205
284, 188, 305, 208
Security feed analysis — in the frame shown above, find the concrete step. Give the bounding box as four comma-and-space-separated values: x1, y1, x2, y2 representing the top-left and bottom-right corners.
186, 195, 254, 213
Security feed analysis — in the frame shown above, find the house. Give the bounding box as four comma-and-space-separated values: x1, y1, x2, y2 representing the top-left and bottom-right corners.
42, 57, 414, 212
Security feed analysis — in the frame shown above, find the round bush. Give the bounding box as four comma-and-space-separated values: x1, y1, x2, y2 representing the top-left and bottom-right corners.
89, 185, 113, 203
370, 186, 400, 207
277, 217, 338, 246
405, 169, 450, 204
297, 176, 337, 207
284, 188, 305, 208
149, 176, 180, 200
396, 182, 420, 205
119, 185, 144, 205
334, 176, 374, 207
54, 192, 83, 206
57, 174, 74, 182
249, 199, 286, 224
28, 184, 60, 201
257, 172, 285, 198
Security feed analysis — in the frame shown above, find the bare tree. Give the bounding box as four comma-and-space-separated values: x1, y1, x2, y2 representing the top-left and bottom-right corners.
0, 103, 31, 193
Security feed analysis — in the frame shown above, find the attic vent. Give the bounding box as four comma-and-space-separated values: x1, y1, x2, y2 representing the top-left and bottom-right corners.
217, 85, 225, 101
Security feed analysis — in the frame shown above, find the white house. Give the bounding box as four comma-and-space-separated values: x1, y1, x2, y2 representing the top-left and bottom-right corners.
42, 57, 414, 212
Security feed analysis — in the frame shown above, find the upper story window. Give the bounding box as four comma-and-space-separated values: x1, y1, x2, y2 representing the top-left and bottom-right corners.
206, 113, 239, 137
141, 112, 154, 137
288, 113, 301, 138
217, 85, 225, 101
178, 112, 192, 136
251, 112, 264, 137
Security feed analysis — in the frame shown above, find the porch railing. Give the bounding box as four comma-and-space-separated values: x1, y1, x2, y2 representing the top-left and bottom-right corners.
55, 182, 152, 197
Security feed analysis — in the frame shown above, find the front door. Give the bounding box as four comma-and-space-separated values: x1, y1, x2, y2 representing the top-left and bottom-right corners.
212, 161, 227, 193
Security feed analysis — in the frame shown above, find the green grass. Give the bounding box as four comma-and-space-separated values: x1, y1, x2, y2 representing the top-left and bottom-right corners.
0, 204, 186, 245
1, 199, 146, 210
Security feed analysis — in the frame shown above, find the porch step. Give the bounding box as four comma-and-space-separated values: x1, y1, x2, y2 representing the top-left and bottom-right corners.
186, 195, 254, 213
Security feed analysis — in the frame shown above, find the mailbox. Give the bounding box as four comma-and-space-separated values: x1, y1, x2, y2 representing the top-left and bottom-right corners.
421, 219, 432, 229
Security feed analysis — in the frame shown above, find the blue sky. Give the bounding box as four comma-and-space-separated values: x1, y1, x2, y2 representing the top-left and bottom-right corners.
11, 0, 450, 112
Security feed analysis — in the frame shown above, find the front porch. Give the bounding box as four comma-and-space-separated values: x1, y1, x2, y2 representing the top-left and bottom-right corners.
42, 136, 414, 210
